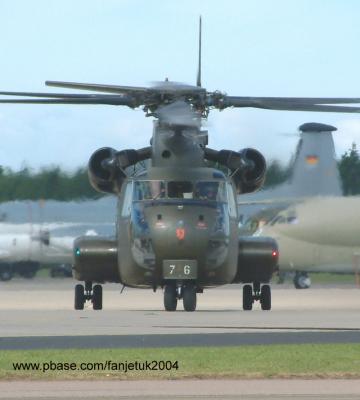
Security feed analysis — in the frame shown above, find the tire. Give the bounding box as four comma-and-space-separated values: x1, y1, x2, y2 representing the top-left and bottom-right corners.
242, 284, 253, 311
0, 267, 13, 282
92, 284, 103, 310
260, 284, 271, 311
164, 284, 177, 311
74, 284, 85, 310
294, 272, 311, 289
183, 284, 197, 312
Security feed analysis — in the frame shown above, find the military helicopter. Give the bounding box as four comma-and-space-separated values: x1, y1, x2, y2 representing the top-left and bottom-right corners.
1, 19, 360, 312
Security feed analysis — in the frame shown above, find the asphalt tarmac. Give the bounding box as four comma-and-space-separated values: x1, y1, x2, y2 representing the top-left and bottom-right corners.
0, 278, 360, 350
1, 379, 360, 399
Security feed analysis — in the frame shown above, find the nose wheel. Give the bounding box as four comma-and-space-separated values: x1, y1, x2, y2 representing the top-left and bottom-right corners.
163, 283, 197, 312
182, 284, 197, 312
164, 284, 177, 311
242, 282, 271, 311
74, 281, 103, 310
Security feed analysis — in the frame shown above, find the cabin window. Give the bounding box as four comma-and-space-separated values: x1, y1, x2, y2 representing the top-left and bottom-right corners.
121, 182, 133, 217
133, 181, 166, 201
226, 183, 237, 218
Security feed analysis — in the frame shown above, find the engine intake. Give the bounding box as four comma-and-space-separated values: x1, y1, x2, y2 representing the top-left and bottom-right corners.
233, 236, 278, 283
204, 147, 266, 194
88, 146, 152, 194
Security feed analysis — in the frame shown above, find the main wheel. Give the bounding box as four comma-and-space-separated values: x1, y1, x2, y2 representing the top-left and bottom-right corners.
260, 284, 271, 310
92, 284, 103, 310
183, 284, 197, 312
74, 284, 85, 310
293, 272, 311, 289
0, 267, 13, 282
164, 284, 177, 311
242, 284, 253, 310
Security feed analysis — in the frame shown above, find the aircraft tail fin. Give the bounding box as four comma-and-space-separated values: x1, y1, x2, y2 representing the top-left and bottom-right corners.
288, 122, 342, 197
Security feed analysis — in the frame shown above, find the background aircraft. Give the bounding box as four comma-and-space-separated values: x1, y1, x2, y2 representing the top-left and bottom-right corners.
0, 197, 115, 280
239, 122, 349, 288
257, 196, 360, 288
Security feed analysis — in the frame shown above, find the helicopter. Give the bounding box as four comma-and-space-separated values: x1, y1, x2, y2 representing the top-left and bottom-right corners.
1, 19, 360, 312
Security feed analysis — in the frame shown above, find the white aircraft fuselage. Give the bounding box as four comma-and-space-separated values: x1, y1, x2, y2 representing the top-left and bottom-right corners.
258, 196, 360, 274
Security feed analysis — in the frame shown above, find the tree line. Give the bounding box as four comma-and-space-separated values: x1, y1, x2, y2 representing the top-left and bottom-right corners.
0, 166, 100, 202
0, 144, 359, 201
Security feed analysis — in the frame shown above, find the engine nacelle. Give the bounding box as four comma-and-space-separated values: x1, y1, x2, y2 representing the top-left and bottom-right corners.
88, 147, 125, 194
204, 147, 266, 194
88, 146, 152, 194
233, 236, 278, 283
73, 236, 120, 283
236, 148, 266, 194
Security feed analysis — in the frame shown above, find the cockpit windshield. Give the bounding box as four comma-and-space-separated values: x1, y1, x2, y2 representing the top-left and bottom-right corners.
133, 181, 166, 201
133, 180, 227, 202
168, 181, 194, 199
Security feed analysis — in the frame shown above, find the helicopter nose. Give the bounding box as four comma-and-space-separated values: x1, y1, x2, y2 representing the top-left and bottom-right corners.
148, 209, 224, 260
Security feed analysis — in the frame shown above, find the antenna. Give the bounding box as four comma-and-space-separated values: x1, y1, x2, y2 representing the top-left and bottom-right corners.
196, 16, 202, 87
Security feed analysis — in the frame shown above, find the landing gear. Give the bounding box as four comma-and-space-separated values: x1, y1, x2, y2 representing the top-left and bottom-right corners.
242, 282, 271, 311
0, 265, 13, 281
243, 284, 253, 310
74, 284, 85, 310
293, 271, 311, 289
164, 284, 177, 311
74, 281, 103, 310
182, 284, 197, 312
163, 282, 198, 312
16, 262, 39, 279
92, 284, 103, 310
260, 284, 271, 310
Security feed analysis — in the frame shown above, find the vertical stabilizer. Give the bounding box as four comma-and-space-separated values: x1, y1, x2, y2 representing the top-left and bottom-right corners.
196, 16, 202, 87
289, 122, 342, 197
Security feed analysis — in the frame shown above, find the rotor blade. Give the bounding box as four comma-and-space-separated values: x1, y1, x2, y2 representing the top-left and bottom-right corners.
0, 95, 136, 106
0, 91, 102, 98
46, 81, 149, 94
259, 103, 360, 113
223, 100, 360, 113
222, 96, 360, 106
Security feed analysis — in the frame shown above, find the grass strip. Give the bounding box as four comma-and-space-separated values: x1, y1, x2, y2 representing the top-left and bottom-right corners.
1, 343, 360, 380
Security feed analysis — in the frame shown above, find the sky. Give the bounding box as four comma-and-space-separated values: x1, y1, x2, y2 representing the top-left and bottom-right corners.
1, 0, 360, 171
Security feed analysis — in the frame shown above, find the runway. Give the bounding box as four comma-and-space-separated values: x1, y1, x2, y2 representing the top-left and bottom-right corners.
1, 331, 360, 350
0, 278, 360, 349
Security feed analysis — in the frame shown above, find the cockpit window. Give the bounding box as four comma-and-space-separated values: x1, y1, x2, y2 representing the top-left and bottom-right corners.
133, 181, 165, 200
132, 180, 228, 202
168, 181, 194, 199
194, 181, 227, 202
